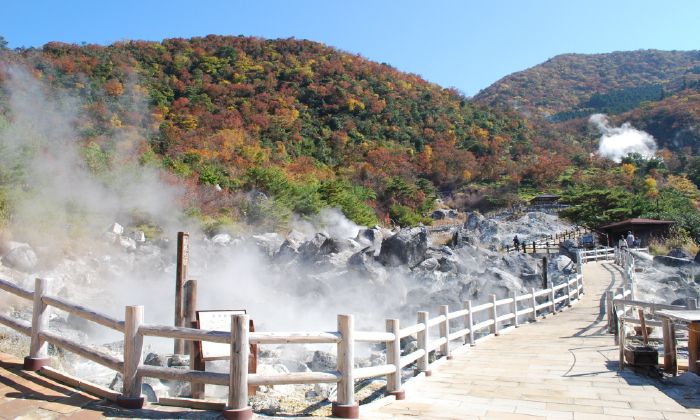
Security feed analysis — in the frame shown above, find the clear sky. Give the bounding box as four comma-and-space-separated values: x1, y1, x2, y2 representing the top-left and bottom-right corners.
2, 0, 699, 96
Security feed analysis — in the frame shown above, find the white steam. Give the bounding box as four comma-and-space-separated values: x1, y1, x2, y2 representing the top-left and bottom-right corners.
590, 113, 657, 163
0, 65, 184, 249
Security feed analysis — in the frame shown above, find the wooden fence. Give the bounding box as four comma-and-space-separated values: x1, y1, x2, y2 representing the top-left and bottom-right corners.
0, 264, 588, 419
606, 247, 695, 375
504, 227, 589, 254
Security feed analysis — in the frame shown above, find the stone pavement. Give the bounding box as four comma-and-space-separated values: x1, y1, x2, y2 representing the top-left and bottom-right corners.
362, 262, 700, 420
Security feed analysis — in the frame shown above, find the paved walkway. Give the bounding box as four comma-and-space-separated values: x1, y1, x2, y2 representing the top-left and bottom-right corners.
363, 262, 700, 420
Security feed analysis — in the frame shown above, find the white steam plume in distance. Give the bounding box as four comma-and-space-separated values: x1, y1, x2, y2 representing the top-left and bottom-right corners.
590, 113, 657, 163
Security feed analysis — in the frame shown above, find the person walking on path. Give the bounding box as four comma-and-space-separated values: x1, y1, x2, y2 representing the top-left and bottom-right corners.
513, 235, 520, 250
626, 231, 635, 248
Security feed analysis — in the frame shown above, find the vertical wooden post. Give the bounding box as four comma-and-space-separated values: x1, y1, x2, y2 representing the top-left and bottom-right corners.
532, 241, 536, 254
689, 323, 700, 375
546, 241, 550, 256
23, 278, 50, 371
118, 305, 145, 408
416, 311, 430, 375
490, 295, 499, 336
439, 305, 450, 359
465, 301, 475, 346
605, 291, 614, 333
542, 257, 548, 289
618, 319, 626, 371
225, 314, 252, 420
550, 284, 557, 314
190, 319, 205, 399
184, 280, 198, 355
530, 287, 538, 322
385, 319, 404, 399
565, 279, 572, 307
662, 318, 677, 375
512, 291, 519, 328
174, 231, 189, 355
333, 314, 358, 418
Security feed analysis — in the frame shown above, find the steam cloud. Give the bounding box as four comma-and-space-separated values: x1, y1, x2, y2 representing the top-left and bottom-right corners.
590, 113, 657, 163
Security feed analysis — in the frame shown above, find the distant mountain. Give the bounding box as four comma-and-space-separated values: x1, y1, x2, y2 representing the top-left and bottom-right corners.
474, 50, 700, 122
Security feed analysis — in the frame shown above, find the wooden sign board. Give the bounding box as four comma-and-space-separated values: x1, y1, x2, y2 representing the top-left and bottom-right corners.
197, 310, 246, 361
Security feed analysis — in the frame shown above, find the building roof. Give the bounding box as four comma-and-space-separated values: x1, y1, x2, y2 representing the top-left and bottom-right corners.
599, 218, 675, 230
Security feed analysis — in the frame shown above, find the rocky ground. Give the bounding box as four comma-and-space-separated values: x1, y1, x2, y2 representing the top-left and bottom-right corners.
0, 209, 598, 415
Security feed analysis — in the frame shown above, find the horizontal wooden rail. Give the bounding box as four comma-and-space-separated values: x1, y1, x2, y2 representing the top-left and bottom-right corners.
495, 297, 514, 306
139, 324, 230, 343
248, 371, 341, 386
427, 315, 446, 328
40, 331, 123, 372
613, 299, 685, 313
41, 366, 121, 402
534, 289, 551, 298
496, 313, 515, 323
400, 349, 426, 367
472, 319, 494, 331
138, 365, 229, 385
515, 293, 533, 302
429, 337, 448, 352
43, 295, 125, 332
535, 302, 551, 312
354, 364, 397, 380
354, 331, 395, 342
470, 302, 493, 313
448, 327, 470, 341
447, 308, 469, 320
250, 331, 341, 345
554, 295, 568, 304
398, 323, 425, 338
0, 277, 33, 301
0, 313, 32, 336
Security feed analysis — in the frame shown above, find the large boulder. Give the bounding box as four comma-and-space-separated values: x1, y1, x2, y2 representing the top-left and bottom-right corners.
378, 227, 428, 267
299, 233, 340, 260
355, 227, 383, 256
449, 228, 475, 248
1, 242, 38, 272
654, 255, 693, 267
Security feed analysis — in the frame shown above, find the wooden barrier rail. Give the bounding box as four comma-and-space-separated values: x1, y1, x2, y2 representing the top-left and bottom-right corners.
0, 264, 586, 418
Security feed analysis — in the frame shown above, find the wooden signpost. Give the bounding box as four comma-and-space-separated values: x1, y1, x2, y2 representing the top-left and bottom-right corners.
174, 232, 189, 354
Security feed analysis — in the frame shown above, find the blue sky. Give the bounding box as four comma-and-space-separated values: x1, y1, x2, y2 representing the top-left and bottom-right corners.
2, 1, 699, 96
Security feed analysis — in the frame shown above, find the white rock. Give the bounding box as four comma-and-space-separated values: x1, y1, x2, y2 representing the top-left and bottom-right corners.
108, 222, 124, 235
212, 233, 232, 245
131, 231, 146, 243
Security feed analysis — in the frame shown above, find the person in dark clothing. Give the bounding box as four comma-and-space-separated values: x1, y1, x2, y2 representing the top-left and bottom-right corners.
513, 235, 520, 249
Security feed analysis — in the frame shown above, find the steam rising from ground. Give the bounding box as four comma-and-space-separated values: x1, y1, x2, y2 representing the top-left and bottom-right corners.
590, 113, 657, 162
0, 65, 185, 249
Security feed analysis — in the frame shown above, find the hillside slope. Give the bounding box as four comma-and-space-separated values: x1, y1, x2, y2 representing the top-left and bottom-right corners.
474, 50, 700, 121
0, 35, 540, 227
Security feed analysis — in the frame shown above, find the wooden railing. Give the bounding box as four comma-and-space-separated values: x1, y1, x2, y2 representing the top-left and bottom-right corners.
0, 269, 586, 419
606, 246, 693, 374
504, 227, 590, 254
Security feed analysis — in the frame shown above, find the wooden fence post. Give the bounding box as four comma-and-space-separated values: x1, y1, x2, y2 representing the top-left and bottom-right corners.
532, 241, 536, 254
490, 295, 499, 336
118, 305, 145, 409
530, 287, 538, 322
550, 285, 557, 315
465, 301, 475, 346
439, 305, 450, 359
385, 319, 404, 399
605, 291, 614, 333
416, 311, 431, 376
512, 291, 519, 328
662, 318, 677, 375
184, 280, 197, 355
174, 231, 189, 355
542, 257, 548, 289
565, 279, 572, 307
23, 278, 50, 371
333, 314, 358, 418
225, 314, 252, 420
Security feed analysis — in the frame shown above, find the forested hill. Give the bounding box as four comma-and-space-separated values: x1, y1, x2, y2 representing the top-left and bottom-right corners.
0, 35, 542, 227
474, 50, 700, 122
